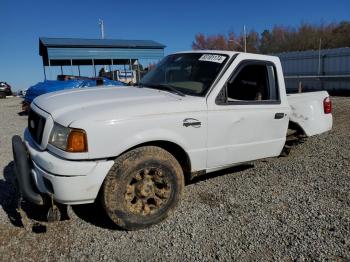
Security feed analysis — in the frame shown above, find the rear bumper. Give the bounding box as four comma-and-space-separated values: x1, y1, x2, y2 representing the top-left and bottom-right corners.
12, 131, 114, 205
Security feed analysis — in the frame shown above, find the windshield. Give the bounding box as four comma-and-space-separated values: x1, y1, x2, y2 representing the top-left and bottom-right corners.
140, 53, 229, 96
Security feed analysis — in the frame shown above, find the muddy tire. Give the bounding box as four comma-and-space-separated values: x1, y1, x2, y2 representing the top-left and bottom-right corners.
101, 146, 184, 230
0, 92, 6, 99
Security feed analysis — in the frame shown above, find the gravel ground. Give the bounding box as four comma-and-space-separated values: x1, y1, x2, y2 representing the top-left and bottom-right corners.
0, 97, 349, 261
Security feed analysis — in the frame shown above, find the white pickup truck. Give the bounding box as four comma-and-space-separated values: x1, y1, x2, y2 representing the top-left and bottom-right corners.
12, 51, 332, 230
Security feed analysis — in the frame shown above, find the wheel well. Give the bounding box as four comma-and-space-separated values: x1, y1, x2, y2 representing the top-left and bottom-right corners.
288, 120, 306, 135
123, 141, 192, 180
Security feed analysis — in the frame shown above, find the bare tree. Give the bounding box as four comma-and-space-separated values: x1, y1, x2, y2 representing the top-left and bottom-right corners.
192, 21, 350, 54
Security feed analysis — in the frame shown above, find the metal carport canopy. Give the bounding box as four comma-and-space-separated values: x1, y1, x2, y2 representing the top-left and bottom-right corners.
39, 37, 166, 66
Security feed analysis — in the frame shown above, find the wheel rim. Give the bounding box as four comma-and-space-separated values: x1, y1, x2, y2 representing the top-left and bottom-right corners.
124, 167, 172, 216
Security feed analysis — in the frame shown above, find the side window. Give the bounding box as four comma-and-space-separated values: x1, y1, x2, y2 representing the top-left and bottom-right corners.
226, 63, 279, 103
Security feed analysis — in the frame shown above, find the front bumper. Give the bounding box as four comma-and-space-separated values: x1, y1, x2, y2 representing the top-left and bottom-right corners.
12, 131, 114, 205
12, 135, 44, 205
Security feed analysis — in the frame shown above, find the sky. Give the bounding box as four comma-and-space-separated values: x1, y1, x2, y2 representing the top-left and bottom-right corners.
0, 0, 349, 91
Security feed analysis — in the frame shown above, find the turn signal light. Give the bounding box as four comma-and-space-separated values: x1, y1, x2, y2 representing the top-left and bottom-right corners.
323, 97, 332, 114
67, 130, 88, 152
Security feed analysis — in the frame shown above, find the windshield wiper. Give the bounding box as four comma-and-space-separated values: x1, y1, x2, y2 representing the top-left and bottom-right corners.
141, 83, 186, 97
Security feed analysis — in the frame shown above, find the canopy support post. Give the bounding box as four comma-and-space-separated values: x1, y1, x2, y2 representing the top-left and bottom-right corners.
92, 59, 96, 77
43, 64, 47, 80
70, 59, 73, 75
137, 59, 140, 84
48, 59, 52, 80
111, 59, 114, 80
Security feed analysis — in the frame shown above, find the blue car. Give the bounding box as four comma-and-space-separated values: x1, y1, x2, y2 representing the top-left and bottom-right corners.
24, 78, 125, 106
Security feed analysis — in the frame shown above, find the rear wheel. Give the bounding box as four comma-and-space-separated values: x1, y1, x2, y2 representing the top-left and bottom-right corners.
101, 146, 184, 230
0, 92, 6, 99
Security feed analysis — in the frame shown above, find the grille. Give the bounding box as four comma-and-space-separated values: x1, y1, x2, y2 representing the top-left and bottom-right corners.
28, 109, 46, 145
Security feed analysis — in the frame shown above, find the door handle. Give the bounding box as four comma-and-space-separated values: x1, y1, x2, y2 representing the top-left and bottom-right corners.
183, 118, 201, 128
274, 113, 285, 119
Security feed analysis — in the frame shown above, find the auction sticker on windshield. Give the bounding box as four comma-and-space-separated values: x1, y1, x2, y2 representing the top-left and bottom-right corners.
199, 54, 226, 63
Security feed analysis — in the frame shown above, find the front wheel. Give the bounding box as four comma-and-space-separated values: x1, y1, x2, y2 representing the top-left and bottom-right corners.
101, 146, 184, 230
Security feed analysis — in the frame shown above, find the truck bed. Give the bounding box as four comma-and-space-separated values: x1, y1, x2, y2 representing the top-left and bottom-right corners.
287, 91, 333, 136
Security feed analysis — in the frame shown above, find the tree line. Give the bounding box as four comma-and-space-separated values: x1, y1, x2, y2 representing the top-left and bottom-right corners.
192, 21, 350, 54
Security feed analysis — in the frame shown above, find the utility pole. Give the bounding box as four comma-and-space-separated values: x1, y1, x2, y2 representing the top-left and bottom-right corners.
243, 25, 247, 53
318, 38, 322, 75
99, 19, 105, 39
99, 19, 107, 73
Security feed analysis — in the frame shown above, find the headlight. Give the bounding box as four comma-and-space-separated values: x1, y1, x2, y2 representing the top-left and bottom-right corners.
49, 123, 88, 152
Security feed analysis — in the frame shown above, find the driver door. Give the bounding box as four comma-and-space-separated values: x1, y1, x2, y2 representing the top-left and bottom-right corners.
206, 59, 290, 170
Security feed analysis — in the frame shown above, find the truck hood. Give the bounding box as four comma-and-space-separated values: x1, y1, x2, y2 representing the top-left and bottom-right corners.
33, 86, 205, 126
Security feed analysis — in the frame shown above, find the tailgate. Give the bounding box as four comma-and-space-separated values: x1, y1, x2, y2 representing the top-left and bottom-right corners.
287, 91, 333, 136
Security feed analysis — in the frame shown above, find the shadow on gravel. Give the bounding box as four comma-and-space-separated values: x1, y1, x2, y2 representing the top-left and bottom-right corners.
18, 111, 28, 116
1, 162, 253, 231
188, 163, 254, 185
72, 202, 120, 230
0, 162, 22, 227
1, 161, 49, 232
